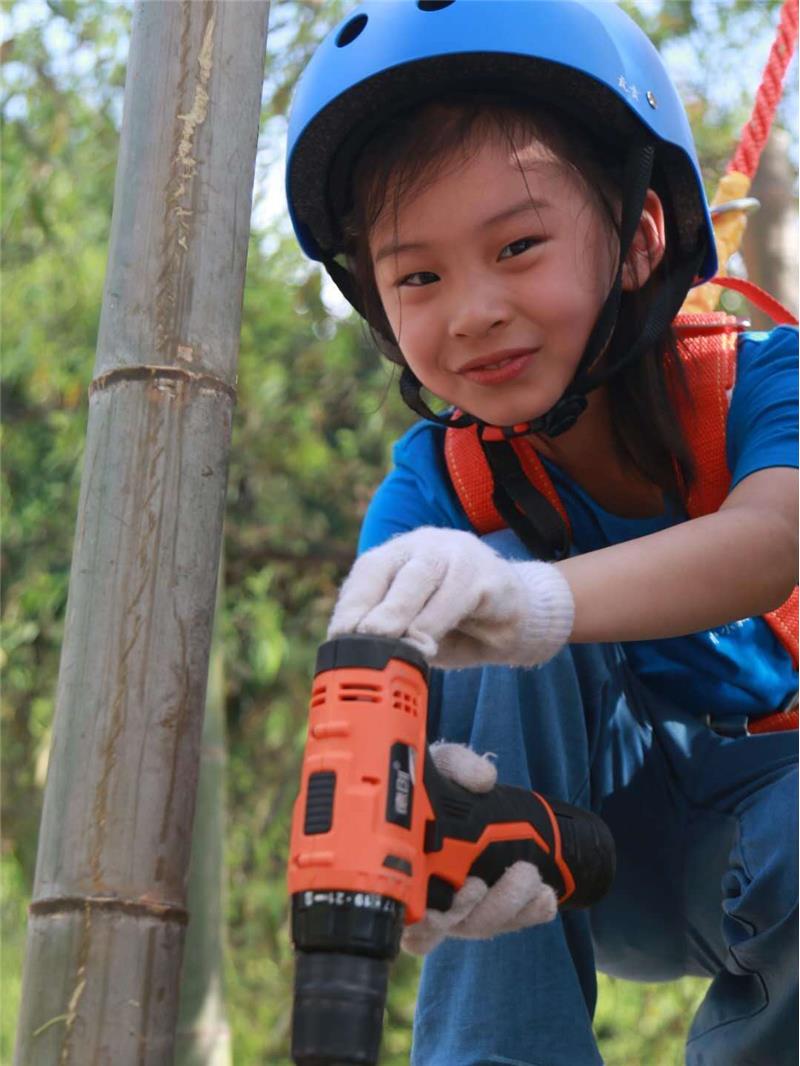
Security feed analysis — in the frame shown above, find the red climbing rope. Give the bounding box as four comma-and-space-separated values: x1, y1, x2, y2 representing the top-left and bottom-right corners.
728, 0, 799, 179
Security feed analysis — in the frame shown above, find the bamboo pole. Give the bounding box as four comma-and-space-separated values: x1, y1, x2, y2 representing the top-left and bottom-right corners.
175, 604, 231, 1066
14, 3, 269, 1063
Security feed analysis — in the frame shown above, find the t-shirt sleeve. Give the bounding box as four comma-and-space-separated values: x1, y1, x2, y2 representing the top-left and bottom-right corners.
727, 325, 799, 490
358, 422, 472, 554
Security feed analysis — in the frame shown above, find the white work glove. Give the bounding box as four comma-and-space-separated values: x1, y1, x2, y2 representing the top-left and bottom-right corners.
401, 742, 559, 956
328, 527, 574, 668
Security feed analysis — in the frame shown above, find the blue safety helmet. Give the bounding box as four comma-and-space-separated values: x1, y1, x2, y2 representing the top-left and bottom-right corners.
285, 0, 717, 440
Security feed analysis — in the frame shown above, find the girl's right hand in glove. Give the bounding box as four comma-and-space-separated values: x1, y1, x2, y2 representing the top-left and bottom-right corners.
328, 527, 574, 669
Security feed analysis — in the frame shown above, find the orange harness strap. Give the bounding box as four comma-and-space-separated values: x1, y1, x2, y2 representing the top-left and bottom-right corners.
444, 311, 798, 669
672, 318, 798, 670
443, 423, 570, 538
670, 313, 739, 517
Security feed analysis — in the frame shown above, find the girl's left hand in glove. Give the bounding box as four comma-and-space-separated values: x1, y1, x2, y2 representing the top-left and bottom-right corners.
400, 742, 558, 956
328, 527, 574, 668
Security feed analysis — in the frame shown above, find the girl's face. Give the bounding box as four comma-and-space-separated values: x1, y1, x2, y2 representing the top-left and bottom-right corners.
369, 135, 622, 427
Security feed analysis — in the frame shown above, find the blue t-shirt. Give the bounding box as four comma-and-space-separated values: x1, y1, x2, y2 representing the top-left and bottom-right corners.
359, 328, 798, 720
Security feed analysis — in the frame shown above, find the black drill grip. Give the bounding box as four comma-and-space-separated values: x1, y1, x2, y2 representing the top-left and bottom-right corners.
423, 748, 615, 912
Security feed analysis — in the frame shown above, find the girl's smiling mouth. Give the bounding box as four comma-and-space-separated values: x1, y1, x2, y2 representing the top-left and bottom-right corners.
459, 347, 539, 386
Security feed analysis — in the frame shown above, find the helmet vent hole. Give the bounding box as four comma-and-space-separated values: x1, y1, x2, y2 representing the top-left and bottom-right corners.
335, 13, 368, 47
418, 0, 456, 10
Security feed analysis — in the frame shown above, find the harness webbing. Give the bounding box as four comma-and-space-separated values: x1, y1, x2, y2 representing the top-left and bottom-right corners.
668, 315, 738, 519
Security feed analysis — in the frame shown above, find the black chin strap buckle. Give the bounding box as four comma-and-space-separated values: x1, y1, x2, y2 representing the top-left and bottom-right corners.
535, 393, 588, 438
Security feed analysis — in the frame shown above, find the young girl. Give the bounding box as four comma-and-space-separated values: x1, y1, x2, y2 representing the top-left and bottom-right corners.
285, 3, 798, 1063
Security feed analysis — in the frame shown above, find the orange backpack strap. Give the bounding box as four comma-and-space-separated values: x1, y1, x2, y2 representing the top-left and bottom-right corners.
670, 313, 740, 516
444, 420, 571, 539
672, 312, 798, 669
444, 422, 505, 535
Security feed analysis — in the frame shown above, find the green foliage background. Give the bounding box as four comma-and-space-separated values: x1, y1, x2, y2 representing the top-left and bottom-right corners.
1, 1, 794, 1062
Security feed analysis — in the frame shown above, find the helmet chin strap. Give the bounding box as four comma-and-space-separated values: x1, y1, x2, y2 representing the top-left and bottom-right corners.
398, 140, 658, 440
400, 365, 588, 439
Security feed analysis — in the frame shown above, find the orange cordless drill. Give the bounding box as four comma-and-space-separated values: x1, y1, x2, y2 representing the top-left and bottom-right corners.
288, 634, 615, 1065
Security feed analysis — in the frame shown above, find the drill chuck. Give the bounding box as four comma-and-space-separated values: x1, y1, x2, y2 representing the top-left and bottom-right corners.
292, 952, 391, 1066
290, 889, 404, 1065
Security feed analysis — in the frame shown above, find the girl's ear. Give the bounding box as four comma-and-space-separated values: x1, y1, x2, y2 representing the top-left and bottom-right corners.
622, 188, 666, 291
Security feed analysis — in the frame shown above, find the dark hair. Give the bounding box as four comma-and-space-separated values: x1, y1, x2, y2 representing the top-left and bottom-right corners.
341, 95, 694, 500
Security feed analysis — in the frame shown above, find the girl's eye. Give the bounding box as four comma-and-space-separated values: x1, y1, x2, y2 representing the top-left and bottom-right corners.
398, 270, 439, 287
498, 237, 541, 260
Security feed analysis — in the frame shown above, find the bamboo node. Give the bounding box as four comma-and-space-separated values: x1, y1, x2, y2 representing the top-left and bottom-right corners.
89, 364, 237, 400
29, 894, 189, 925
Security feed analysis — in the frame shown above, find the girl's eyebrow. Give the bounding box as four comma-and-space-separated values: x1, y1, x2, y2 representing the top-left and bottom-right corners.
481, 198, 550, 228
374, 199, 550, 264
374, 239, 427, 264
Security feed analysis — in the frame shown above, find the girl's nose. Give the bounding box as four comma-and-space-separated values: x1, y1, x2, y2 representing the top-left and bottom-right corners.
448, 278, 510, 339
